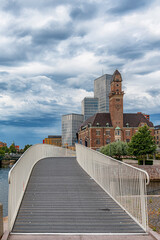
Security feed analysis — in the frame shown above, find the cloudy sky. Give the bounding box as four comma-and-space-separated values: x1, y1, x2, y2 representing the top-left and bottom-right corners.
0, 0, 160, 148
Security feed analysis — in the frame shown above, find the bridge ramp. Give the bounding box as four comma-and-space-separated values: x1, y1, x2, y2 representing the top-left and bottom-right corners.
12, 157, 145, 234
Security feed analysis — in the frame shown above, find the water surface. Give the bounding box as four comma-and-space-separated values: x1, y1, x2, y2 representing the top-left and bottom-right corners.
0, 168, 10, 217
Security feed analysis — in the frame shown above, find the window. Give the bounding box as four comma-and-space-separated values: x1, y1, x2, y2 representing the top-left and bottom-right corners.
126, 139, 130, 143
106, 138, 110, 144
115, 130, 121, 136
126, 130, 130, 136
96, 130, 100, 136
106, 130, 110, 136
96, 139, 100, 145
157, 136, 159, 140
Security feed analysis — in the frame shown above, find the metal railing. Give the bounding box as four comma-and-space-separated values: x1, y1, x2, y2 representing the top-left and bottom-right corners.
8, 144, 75, 232
76, 144, 149, 232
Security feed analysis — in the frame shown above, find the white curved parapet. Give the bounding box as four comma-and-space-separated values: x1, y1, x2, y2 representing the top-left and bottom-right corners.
76, 144, 149, 232
8, 144, 75, 232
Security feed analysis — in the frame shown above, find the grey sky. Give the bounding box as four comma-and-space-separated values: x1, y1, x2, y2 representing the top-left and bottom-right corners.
0, 0, 160, 147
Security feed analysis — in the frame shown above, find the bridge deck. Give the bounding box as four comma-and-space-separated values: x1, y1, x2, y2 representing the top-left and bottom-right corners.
12, 157, 145, 234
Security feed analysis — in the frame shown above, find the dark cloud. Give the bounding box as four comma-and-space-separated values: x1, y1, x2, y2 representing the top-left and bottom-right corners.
0, 82, 8, 91
0, 47, 29, 66
0, 114, 60, 128
70, 4, 97, 20
32, 22, 73, 45
108, 45, 144, 60
108, 0, 151, 15
147, 88, 160, 97
3, 0, 21, 14
134, 70, 154, 75
46, 73, 75, 83
0, 71, 9, 76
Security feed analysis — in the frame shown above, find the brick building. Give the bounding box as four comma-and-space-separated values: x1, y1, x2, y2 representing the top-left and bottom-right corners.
154, 125, 160, 148
0, 141, 7, 148
78, 70, 154, 150
43, 135, 62, 147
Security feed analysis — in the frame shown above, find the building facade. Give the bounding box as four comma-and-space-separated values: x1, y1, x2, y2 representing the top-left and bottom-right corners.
78, 70, 154, 149
43, 135, 62, 147
94, 74, 112, 113
154, 125, 160, 148
62, 113, 84, 147
0, 141, 7, 148
81, 97, 98, 121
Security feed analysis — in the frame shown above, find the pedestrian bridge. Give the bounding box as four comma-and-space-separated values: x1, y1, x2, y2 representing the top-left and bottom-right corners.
8, 144, 149, 235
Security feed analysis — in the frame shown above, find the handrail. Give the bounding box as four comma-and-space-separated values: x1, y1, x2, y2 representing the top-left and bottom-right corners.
86, 146, 150, 185
76, 144, 149, 232
8, 144, 75, 232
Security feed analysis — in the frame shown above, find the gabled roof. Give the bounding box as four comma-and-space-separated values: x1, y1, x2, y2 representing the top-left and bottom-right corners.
80, 113, 112, 128
123, 113, 153, 127
79, 112, 153, 130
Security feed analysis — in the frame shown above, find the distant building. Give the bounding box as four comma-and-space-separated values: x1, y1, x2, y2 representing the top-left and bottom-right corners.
94, 74, 112, 113
15, 145, 20, 152
0, 141, 7, 148
43, 135, 62, 147
154, 125, 160, 148
62, 113, 84, 147
78, 70, 154, 149
82, 97, 98, 121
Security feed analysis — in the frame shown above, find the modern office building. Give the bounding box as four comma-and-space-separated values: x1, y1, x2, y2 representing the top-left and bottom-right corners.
82, 97, 98, 121
94, 74, 112, 113
62, 113, 84, 147
43, 135, 62, 147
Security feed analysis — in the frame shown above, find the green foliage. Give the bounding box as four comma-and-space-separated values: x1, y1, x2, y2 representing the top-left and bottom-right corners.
138, 159, 153, 165
9, 143, 17, 153
1, 146, 9, 153
0, 149, 5, 160
23, 144, 32, 153
128, 125, 156, 160
100, 141, 129, 159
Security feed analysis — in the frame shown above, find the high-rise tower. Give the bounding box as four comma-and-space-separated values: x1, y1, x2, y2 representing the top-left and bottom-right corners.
94, 74, 112, 113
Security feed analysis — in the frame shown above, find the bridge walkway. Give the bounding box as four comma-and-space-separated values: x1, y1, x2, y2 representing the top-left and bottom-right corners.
12, 157, 145, 234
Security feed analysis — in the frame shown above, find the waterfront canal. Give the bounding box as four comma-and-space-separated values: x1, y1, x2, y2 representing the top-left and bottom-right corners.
0, 167, 10, 217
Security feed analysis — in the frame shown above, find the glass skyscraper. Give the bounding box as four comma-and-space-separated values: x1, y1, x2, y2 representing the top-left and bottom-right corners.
81, 97, 98, 121
94, 74, 112, 113
62, 113, 84, 146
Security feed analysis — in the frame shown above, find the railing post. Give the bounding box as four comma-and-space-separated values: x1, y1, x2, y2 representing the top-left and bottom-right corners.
140, 174, 147, 231
0, 203, 3, 238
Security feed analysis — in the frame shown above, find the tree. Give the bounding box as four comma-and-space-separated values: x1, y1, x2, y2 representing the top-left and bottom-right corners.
9, 143, 17, 153
23, 144, 32, 153
0, 149, 5, 160
1, 146, 9, 153
100, 141, 129, 160
128, 125, 156, 164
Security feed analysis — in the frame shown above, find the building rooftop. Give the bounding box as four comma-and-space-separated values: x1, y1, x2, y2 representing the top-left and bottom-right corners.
48, 135, 61, 138
79, 112, 153, 129
155, 125, 160, 129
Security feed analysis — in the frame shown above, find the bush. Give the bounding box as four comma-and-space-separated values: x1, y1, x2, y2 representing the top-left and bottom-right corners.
138, 159, 153, 165
155, 153, 160, 160
100, 141, 129, 160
